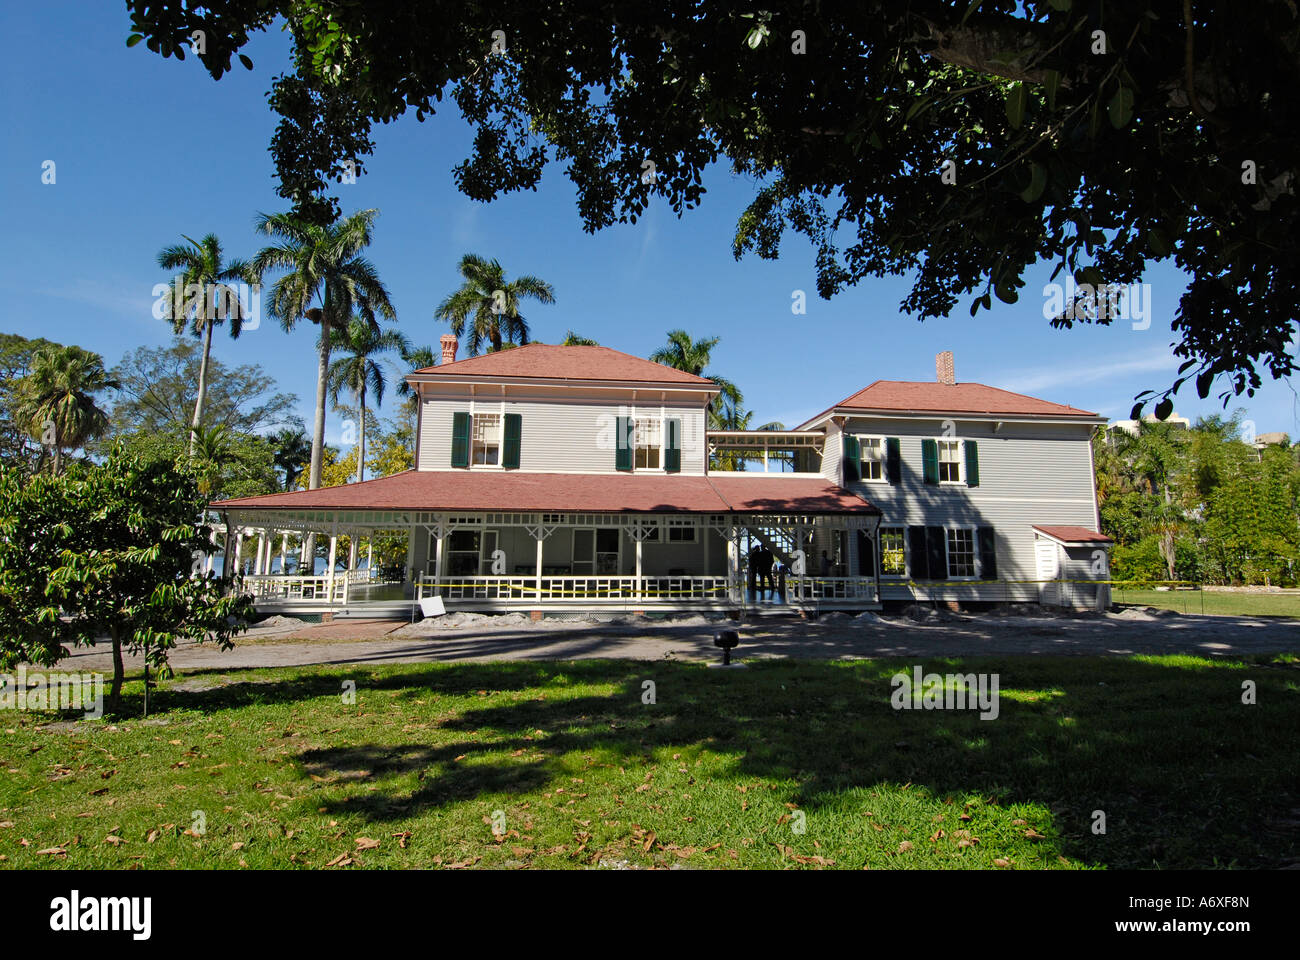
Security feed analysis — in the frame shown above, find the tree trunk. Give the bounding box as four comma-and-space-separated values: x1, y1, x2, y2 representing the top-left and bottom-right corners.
109, 626, 124, 713
357, 384, 366, 484
309, 321, 330, 491
491, 324, 503, 352
305, 316, 331, 563
189, 319, 214, 458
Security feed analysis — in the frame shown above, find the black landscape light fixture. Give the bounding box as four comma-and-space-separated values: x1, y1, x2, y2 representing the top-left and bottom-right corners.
714, 629, 740, 666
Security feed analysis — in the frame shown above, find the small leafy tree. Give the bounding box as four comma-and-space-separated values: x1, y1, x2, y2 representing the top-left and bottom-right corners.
0, 445, 254, 712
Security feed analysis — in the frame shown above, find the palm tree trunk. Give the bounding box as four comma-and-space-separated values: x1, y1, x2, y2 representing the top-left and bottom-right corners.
189, 319, 214, 458
305, 317, 331, 564
357, 384, 366, 484
310, 325, 330, 491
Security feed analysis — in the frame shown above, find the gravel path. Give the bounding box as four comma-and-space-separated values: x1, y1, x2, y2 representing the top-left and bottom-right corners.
51, 607, 1300, 673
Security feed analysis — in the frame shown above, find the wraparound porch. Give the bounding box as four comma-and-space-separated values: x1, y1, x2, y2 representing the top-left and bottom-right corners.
214, 507, 883, 615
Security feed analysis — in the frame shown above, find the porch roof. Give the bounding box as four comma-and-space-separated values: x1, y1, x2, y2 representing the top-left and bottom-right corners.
1032, 524, 1113, 545
212, 471, 880, 516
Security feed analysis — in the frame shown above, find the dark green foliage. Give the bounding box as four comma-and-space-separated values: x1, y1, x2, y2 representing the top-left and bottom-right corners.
0, 445, 254, 709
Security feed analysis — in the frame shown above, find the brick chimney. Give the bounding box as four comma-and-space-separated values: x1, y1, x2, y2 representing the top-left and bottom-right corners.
936, 350, 955, 385
440, 334, 459, 365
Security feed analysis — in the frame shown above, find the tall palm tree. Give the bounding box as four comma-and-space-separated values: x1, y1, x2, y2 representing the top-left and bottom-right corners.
250, 208, 395, 495
435, 254, 555, 355
13, 345, 119, 474
270, 426, 312, 492
395, 343, 436, 430
561, 331, 598, 346
649, 330, 742, 428
326, 318, 410, 483
157, 233, 249, 457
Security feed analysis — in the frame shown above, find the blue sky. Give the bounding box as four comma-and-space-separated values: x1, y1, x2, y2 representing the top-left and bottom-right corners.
2, 2, 1296, 445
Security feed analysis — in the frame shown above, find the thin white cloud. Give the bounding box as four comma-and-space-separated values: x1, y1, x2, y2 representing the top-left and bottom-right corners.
993, 346, 1178, 395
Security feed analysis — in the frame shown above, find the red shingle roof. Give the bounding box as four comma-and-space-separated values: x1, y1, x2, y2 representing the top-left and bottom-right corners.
798, 381, 1097, 426
1033, 525, 1112, 544
213, 471, 879, 515
411, 344, 717, 387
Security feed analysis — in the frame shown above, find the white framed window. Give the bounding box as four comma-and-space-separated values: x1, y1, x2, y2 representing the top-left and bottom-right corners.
634, 417, 662, 469
472, 413, 501, 465
880, 526, 906, 577
946, 528, 976, 578
645, 520, 698, 543
860, 437, 885, 481
937, 440, 963, 483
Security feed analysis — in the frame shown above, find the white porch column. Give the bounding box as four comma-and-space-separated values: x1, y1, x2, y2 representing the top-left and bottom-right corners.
233, 531, 244, 578
435, 533, 446, 589
635, 538, 643, 600
348, 537, 358, 572
326, 534, 338, 599
726, 526, 739, 603
279, 532, 288, 575
252, 531, 265, 576
535, 536, 544, 602
366, 539, 373, 575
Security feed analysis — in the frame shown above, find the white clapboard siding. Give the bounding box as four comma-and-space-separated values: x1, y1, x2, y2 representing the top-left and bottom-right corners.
841, 416, 1100, 597
418, 393, 708, 475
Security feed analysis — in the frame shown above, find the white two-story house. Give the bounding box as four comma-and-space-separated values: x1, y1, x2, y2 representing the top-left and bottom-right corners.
213, 342, 1110, 615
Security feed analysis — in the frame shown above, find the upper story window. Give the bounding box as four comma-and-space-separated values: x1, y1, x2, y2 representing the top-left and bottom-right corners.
472, 413, 501, 465
921, 437, 980, 487
937, 440, 962, 483
634, 418, 662, 469
860, 437, 885, 481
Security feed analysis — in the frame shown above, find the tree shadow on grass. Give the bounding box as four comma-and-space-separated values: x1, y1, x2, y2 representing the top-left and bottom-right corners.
267, 655, 1300, 869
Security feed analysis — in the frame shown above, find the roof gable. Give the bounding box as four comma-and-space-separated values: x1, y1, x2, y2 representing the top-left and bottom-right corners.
412, 343, 717, 387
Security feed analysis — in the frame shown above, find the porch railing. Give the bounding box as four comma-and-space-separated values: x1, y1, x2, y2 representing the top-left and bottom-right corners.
241, 574, 347, 603
417, 574, 733, 603
784, 576, 879, 602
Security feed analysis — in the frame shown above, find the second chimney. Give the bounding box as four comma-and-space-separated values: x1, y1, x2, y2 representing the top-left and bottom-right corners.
936, 351, 955, 385
440, 334, 459, 365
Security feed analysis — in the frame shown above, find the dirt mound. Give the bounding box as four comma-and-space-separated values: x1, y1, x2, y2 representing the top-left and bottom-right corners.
900, 604, 965, 623
255, 615, 306, 629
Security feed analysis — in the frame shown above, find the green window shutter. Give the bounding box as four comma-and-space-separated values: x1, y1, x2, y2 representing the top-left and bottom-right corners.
664, 418, 681, 472
885, 437, 901, 485
964, 440, 980, 487
907, 527, 929, 579
926, 526, 948, 580
843, 434, 861, 483
502, 413, 522, 469
857, 530, 876, 576
978, 526, 997, 579
615, 416, 633, 471
451, 412, 471, 468
921, 438, 939, 485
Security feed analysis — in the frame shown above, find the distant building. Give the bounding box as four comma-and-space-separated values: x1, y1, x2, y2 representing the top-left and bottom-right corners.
1252, 431, 1289, 450
1107, 413, 1191, 438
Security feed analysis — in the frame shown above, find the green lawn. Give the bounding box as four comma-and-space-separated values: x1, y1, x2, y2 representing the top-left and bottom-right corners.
1113, 588, 1300, 618
2, 654, 1297, 870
